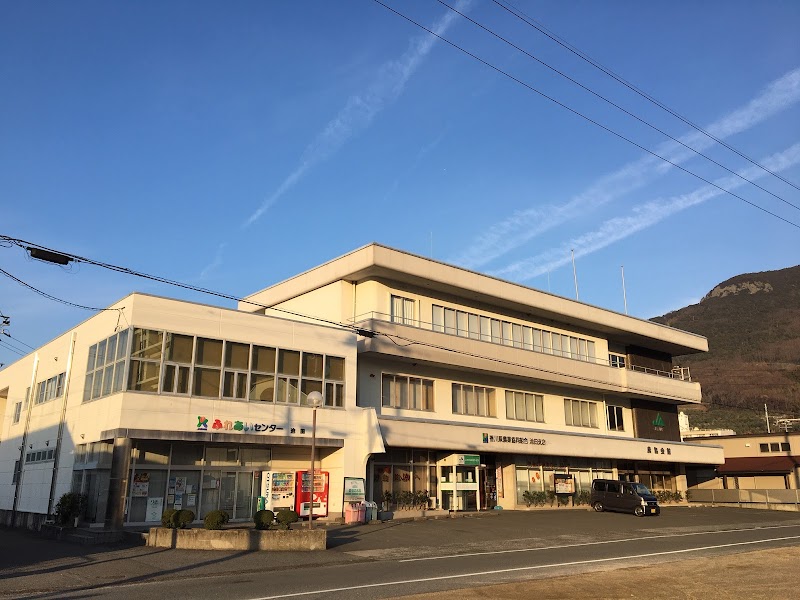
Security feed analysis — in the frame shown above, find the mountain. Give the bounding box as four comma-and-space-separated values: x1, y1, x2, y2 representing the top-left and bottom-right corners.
652, 265, 800, 434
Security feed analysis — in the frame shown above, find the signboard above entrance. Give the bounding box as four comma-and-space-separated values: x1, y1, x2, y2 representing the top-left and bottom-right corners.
456, 454, 481, 466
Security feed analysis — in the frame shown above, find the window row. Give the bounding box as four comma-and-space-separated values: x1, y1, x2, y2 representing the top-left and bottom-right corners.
26, 449, 55, 463
760, 442, 791, 452
382, 375, 624, 431
84, 330, 128, 401
35, 372, 66, 405
125, 329, 346, 407
430, 304, 597, 362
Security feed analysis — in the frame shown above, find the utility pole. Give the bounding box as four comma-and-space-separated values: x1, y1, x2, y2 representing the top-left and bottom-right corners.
765, 403, 771, 434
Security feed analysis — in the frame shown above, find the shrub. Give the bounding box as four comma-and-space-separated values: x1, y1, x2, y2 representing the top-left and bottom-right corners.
275, 509, 300, 530
54, 492, 87, 526
575, 490, 591, 506
253, 510, 274, 530
204, 509, 230, 530
176, 509, 195, 528
546, 490, 557, 507
161, 508, 178, 528
413, 490, 430, 509
673, 490, 684, 503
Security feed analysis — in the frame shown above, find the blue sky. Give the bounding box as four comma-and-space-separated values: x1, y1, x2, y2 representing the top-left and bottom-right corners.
1, 0, 799, 366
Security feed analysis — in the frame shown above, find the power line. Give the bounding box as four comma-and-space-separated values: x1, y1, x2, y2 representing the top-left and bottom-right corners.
492, 0, 800, 195
436, 0, 800, 213
2, 234, 719, 401
371, 1, 800, 230
0, 267, 114, 312
0, 338, 26, 357
2, 332, 36, 351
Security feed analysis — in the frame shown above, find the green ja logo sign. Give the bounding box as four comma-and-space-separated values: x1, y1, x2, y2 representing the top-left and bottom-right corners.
652, 413, 665, 428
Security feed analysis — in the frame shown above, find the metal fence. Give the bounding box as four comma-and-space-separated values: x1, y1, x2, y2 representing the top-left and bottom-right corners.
688, 488, 800, 509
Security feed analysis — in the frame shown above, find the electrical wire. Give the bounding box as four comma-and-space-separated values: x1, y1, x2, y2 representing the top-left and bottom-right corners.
492, 0, 800, 195
0, 267, 114, 312
0, 338, 26, 357
436, 0, 800, 213
371, 0, 800, 230
2, 233, 793, 414
2, 333, 36, 351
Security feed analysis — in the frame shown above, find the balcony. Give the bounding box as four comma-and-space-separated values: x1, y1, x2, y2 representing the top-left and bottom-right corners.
351, 312, 701, 403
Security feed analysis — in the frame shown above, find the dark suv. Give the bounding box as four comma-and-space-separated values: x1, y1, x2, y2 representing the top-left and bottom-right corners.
590, 479, 660, 516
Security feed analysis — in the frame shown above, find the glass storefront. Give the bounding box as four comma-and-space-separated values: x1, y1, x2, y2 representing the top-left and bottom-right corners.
370, 449, 438, 508
122, 440, 271, 523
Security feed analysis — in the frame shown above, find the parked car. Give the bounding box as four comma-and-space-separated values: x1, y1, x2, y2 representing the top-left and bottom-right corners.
590, 479, 660, 516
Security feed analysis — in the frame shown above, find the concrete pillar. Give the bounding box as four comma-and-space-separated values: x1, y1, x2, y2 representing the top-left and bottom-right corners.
108, 437, 132, 530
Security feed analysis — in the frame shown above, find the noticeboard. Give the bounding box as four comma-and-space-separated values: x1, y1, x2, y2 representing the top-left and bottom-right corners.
343, 477, 366, 503
554, 473, 575, 495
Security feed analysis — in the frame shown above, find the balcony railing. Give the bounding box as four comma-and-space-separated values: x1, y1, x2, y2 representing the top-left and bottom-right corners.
351, 311, 692, 382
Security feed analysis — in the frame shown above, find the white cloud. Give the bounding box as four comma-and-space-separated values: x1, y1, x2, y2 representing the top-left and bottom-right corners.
450, 67, 800, 269
244, 1, 471, 227
492, 143, 800, 281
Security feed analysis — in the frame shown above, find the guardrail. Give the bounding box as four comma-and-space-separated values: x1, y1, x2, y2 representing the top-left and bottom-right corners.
688, 488, 800, 510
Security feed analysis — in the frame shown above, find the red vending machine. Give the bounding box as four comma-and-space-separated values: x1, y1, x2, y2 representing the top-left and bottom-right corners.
295, 471, 329, 517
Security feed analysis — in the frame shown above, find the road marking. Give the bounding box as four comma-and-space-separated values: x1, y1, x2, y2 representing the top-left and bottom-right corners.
400, 523, 800, 562
250, 535, 800, 599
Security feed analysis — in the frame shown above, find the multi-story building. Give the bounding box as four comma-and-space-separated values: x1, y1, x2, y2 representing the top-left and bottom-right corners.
0, 243, 723, 528
241, 244, 723, 511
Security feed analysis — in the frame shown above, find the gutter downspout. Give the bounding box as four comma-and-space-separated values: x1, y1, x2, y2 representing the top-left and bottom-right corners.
11, 354, 39, 527
47, 332, 77, 517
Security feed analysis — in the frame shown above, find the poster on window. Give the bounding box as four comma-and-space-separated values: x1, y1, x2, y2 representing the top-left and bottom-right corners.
175, 477, 187, 494
554, 473, 574, 494
132, 472, 149, 498
146, 497, 163, 522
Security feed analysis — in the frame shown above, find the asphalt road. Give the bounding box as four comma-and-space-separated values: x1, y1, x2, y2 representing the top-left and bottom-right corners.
3, 507, 800, 600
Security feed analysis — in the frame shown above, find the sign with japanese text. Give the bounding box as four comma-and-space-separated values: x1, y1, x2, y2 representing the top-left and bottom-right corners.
196, 416, 307, 435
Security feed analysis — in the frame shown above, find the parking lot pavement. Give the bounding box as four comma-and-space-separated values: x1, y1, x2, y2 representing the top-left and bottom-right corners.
3, 507, 800, 598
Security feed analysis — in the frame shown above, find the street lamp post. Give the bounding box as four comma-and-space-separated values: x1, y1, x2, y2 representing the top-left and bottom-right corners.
306, 391, 323, 530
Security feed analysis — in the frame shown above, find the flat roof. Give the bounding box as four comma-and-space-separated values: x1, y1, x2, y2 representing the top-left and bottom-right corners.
242, 243, 708, 356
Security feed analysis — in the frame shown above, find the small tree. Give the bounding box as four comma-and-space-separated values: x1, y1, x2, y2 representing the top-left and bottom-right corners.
54, 492, 87, 526
204, 510, 230, 530
175, 509, 195, 528
161, 508, 178, 528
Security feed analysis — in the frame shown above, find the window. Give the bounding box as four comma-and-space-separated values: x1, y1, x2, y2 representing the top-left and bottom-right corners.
770, 443, 780, 452
324, 356, 345, 407
505, 390, 544, 423
192, 337, 223, 398
128, 329, 162, 393
250, 345, 276, 402
222, 341, 249, 400
781, 442, 791, 452
759, 443, 769, 452
391, 295, 415, 325
610, 353, 626, 368
276, 349, 300, 404
382, 374, 433, 410
163, 333, 193, 395
452, 384, 496, 417
13, 401, 21, 424
607, 405, 624, 431
565, 398, 598, 428
34, 372, 66, 405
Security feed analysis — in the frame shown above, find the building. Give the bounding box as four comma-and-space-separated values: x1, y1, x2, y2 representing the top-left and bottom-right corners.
0, 243, 724, 528
241, 244, 723, 511
690, 433, 800, 490
679, 411, 735, 440
0, 293, 382, 528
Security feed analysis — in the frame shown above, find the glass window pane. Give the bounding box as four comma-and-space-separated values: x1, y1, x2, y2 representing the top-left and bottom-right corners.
302, 353, 324, 378
382, 375, 392, 407
581, 401, 590, 426
106, 334, 117, 363
512, 324, 523, 348
128, 360, 160, 393
325, 356, 345, 381
91, 370, 104, 398
96, 339, 107, 367
432, 305, 444, 332
422, 379, 433, 410
163, 364, 176, 393
515, 393, 525, 421
468, 314, 480, 340
131, 329, 163, 360
87, 344, 98, 372
112, 362, 125, 393
523, 327, 533, 350
444, 309, 456, 335
250, 374, 275, 401
177, 366, 190, 394
83, 373, 93, 402
533, 330, 542, 352
193, 367, 221, 397
564, 399, 573, 425
480, 317, 491, 342
225, 342, 249, 369
535, 395, 543, 422
587, 341, 596, 362
165, 333, 194, 363
252, 346, 276, 373
301, 379, 323, 405
452, 385, 461, 414
466, 387, 477, 415
117, 329, 129, 359
505, 391, 514, 419
542, 331, 551, 353
525, 394, 536, 421
397, 378, 408, 409
589, 403, 598, 428
502, 322, 513, 346
456, 312, 468, 337
196, 338, 223, 367
235, 373, 247, 399
570, 337, 579, 358
277, 349, 300, 375
100, 366, 113, 396
491, 320, 501, 344
223, 371, 235, 397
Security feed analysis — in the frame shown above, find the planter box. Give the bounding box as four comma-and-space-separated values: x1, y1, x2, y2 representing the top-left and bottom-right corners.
147, 527, 326, 551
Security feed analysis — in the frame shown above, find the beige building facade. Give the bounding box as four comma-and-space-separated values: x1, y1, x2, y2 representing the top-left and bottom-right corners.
0, 243, 724, 527
242, 244, 723, 511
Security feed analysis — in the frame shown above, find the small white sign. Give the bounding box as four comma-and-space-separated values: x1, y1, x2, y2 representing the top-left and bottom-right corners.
146, 497, 164, 522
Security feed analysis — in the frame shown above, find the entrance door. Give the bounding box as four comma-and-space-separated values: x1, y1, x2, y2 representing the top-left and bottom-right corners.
220, 472, 255, 520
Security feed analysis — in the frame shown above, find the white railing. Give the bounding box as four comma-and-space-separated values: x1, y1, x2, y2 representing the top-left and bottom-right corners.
352, 311, 691, 381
